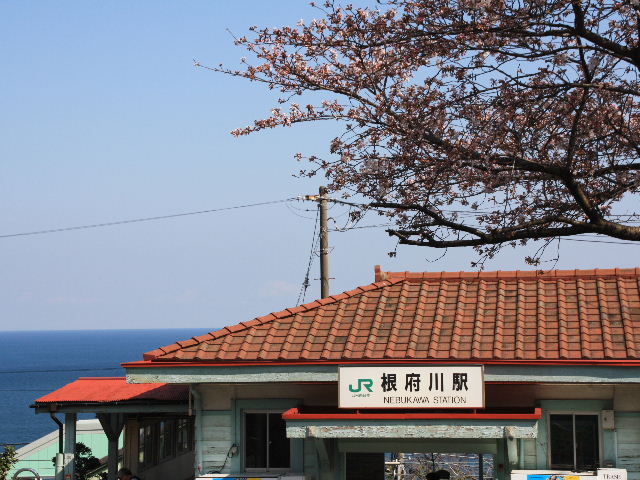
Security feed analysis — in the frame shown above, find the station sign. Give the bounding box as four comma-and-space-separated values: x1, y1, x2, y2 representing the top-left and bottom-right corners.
339, 365, 484, 409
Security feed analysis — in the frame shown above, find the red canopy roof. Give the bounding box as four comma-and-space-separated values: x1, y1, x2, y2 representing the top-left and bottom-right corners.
282, 407, 543, 420
140, 267, 640, 364
35, 377, 188, 404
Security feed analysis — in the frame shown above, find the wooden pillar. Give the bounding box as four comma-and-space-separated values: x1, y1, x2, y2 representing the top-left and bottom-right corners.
495, 438, 507, 480
98, 413, 125, 480
124, 418, 140, 473
63, 413, 77, 480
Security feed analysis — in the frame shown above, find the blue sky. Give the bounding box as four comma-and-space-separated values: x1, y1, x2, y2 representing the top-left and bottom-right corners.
1, 1, 638, 331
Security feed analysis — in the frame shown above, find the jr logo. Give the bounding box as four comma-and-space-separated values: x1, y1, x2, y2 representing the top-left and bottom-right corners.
349, 378, 374, 392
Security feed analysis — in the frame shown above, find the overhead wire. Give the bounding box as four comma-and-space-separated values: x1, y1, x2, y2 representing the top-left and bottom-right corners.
0, 197, 298, 239
3, 192, 639, 241
297, 206, 320, 306
331, 223, 394, 232
1, 192, 638, 307
329, 220, 640, 245
0, 389, 61, 392
562, 237, 639, 245
330, 199, 640, 220
0, 366, 121, 374
285, 202, 317, 220
322, 197, 640, 245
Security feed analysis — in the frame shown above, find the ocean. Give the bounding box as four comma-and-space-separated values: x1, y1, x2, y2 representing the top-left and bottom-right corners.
0, 328, 211, 447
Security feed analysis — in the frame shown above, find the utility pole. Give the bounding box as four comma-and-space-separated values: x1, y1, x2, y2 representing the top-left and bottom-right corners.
303, 186, 330, 298
319, 186, 330, 298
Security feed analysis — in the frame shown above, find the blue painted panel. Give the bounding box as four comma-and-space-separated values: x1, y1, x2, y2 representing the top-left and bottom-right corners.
528, 475, 571, 480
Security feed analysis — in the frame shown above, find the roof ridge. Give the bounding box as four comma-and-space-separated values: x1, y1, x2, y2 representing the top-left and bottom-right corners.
143, 278, 402, 361
376, 266, 640, 282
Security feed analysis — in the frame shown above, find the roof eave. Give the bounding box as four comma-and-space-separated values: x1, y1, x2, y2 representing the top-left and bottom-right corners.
123, 358, 640, 368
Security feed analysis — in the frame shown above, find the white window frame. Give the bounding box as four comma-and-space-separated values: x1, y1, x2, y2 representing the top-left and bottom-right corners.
243, 409, 292, 473
547, 411, 603, 472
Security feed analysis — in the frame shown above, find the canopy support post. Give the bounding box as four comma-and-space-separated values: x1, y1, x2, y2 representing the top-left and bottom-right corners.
504, 426, 518, 466
314, 438, 333, 480
98, 413, 125, 480
63, 413, 77, 480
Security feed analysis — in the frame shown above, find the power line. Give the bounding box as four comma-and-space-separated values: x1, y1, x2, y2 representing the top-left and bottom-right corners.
563, 238, 639, 245
0, 367, 121, 374
2, 191, 637, 250
331, 223, 393, 231
286, 202, 317, 220
0, 389, 55, 392
0, 198, 298, 239
297, 206, 320, 306
325, 197, 640, 221
331, 222, 640, 245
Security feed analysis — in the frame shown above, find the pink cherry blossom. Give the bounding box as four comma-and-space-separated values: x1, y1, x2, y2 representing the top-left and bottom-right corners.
209, 0, 640, 264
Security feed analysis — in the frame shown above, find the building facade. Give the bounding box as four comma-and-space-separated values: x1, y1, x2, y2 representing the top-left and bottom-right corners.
37, 267, 640, 480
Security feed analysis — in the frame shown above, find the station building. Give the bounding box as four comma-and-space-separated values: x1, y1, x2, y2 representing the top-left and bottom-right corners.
34, 267, 640, 480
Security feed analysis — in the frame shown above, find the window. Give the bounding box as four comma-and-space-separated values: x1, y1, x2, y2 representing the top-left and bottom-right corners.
138, 416, 194, 471
176, 418, 194, 453
138, 424, 154, 469
244, 412, 290, 471
549, 414, 600, 471
158, 419, 175, 461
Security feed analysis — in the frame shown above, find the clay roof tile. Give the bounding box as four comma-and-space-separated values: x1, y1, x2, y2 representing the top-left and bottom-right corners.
144, 266, 640, 363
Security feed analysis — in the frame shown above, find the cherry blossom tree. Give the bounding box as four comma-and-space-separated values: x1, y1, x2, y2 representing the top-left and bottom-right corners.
210, 0, 640, 263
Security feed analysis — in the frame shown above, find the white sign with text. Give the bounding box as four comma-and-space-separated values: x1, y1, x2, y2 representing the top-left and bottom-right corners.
598, 469, 627, 480
339, 365, 484, 409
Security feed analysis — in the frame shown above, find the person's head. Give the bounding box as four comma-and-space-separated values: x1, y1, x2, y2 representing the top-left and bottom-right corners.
117, 468, 133, 480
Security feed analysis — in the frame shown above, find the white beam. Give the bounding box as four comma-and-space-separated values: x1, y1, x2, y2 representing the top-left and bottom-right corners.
126, 365, 640, 385
286, 421, 537, 439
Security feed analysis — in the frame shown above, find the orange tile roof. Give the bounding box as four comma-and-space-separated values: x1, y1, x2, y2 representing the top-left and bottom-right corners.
35, 377, 188, 404
143, 267, 640, 363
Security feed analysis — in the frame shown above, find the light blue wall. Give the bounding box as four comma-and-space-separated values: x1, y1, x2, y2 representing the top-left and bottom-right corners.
200, 410, 233, 474
9, 424, 123, 479
615, 413, 640, 480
